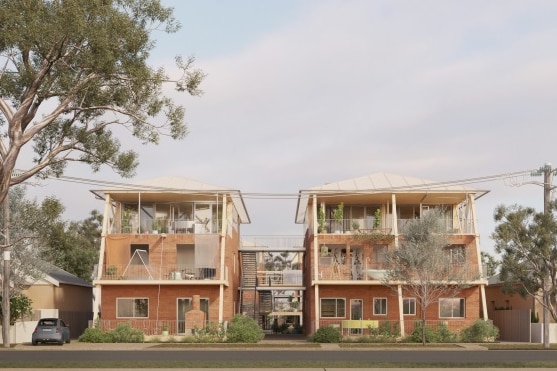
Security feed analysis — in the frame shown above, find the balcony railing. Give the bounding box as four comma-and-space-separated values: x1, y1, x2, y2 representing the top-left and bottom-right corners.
314, 263, 481, 282
111, 218, 220, 235
317, 218, 475, 235
99, 264, 222, 281
256, 270, 303, 286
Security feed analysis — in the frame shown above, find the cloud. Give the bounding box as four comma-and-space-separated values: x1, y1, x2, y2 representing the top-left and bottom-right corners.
24, 0, 557, 254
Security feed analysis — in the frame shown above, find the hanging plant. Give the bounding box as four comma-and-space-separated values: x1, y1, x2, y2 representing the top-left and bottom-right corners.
353, 231, 395, 244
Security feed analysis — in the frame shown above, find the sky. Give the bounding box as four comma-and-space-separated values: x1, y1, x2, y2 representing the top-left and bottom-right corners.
19, 0, 557, 256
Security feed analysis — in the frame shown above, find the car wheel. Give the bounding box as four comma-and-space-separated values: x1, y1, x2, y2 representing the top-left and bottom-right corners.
32, 341, 37, 346
66, 338, 71, 344
58, 340, 64, 346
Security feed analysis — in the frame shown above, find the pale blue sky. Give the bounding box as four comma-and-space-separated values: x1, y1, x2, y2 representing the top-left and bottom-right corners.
23, 0, 557, 255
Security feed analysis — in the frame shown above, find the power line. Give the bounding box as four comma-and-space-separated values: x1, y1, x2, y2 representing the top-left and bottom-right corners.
33, 168, 538, 200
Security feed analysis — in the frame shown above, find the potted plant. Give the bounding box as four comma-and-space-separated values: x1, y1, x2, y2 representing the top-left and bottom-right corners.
373, 208, 381, 229
351, 220, 360, 233
333, 202, 344, 233
151, 219, 160, 234
106, 265, 117, 277
162, 324, 169, 336
318, 206, 327, 233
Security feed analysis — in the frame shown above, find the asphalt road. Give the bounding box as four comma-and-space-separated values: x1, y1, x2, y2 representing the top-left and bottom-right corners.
1, 348, 557, 364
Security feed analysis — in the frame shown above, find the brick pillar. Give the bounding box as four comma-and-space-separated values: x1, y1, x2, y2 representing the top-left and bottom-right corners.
185, 295, 206, 331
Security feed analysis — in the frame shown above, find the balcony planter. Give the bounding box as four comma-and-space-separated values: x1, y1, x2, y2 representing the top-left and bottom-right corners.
106, 266, 117, 276
318, 206, 327, 233
333, 203, 344, 233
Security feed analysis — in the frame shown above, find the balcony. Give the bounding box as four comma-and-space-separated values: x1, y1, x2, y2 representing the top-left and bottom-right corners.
317, 218, 474, 235
99, 264, 223, 281
112, 218, 221, 235
313, 262, 481, 282
256, 270, 303, 287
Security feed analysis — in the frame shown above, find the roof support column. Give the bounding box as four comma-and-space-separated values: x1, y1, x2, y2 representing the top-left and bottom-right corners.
218, 194, 227, 323
392, 194, 398, 247
313, 194, 320, 330
397, 284, 405, 337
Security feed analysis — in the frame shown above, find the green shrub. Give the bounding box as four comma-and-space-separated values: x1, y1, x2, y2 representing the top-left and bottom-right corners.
310, 325, 341, 343
108, 322, 145, 343
226, 315, 264, 343
460, 320, 499, 343
407, 322, 438, 343
193, 322, 226, 343
436, 322, 458, 343
78, 327, 110, 343
368, 321, 400, 342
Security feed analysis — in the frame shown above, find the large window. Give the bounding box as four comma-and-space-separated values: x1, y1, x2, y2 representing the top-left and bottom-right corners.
117, 298, 149, 318
320, 298, 345, 318
445, 245, 466, 266
403, 298, 416, 315
439, 298, 465, 318
372, 245, 388, 266
373, 298, 387, 315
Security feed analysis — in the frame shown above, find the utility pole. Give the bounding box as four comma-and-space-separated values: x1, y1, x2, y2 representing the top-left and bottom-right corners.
1, 193, 9, 348
531, 163, 557, 349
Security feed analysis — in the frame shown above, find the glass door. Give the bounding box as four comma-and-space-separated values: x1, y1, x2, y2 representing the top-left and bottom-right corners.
350, 299, 363, 335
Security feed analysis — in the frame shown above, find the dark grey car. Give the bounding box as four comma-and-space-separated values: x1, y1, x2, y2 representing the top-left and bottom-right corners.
31, 318, 70, 345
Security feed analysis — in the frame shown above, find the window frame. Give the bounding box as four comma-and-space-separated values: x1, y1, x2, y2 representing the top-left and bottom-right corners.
403, 298, 416, 316
320, 298, 346, 318
439, 298, 465, 318
373, 297, 387, 316
116, 297, 149, 318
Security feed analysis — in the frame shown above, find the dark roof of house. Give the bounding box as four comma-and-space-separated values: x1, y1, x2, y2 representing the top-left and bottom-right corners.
43, 263, 92, 288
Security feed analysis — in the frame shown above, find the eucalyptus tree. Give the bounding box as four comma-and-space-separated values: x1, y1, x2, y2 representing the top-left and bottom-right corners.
0, 0, 204, 345
492, 202, 557, 349
384, 209, 472, 345
0, 0, 205, 202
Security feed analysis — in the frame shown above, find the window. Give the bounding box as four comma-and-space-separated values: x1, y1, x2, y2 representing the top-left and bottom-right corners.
445, 245, 465, 265
373, 298, 387, 315
372, 245, 388, 265
117, 298, 149, 318
403, 298, 416, 315
439, 298, 465, 318
320, 298, 345, 318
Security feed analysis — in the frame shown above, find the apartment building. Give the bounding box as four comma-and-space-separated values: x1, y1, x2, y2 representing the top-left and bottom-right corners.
295, 172, 490, 336
91, 176, 250, 335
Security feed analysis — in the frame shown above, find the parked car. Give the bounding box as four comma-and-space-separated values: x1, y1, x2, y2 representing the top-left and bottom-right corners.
31, 318, 70, 346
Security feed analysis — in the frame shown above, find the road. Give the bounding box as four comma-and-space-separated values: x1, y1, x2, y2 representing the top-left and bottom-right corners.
1, 348, 557, 365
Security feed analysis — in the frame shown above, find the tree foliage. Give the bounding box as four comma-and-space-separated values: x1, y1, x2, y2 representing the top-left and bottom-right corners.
384, 208, 472, 345
0, 0, 204, 204
492, 202, 557, 322
481, 251, 499, 278
42, 210, 102, 282
0, 293, 33, 325
1, 186, 101, 287
2, 186, 58, 292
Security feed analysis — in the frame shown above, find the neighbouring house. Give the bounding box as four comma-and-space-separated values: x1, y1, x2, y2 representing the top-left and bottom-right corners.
486, 274, 551, 342
295, 172, 490, 337
0, 263, 93, 343
91, 176, 250, 335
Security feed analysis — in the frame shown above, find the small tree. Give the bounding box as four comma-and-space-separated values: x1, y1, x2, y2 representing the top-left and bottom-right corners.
226, 314, 264, 343
492, 202, 557, 349
384, 208, 472, 345
0, 293, 33, 325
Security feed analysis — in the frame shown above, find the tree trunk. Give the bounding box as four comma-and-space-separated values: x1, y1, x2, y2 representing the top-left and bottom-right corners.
421, 303, 427, 346
544, 293, 550, 349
